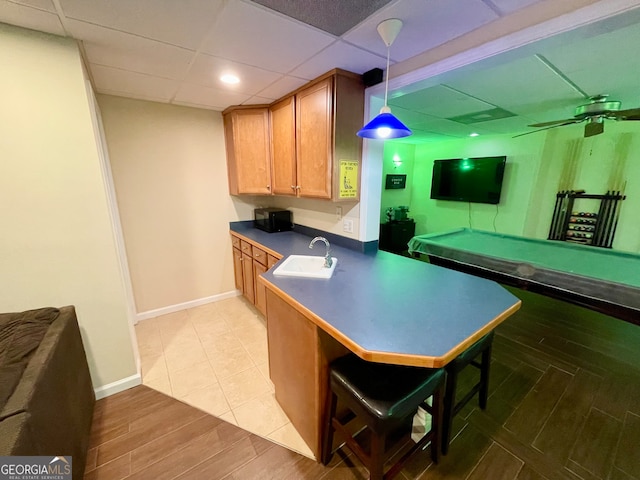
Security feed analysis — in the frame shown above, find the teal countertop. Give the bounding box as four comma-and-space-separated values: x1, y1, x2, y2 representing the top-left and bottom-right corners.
230, 223, 521, 367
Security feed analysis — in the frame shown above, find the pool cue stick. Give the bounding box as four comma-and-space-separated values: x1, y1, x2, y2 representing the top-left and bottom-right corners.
549, 191, 563, 240
608, 191, 625, 248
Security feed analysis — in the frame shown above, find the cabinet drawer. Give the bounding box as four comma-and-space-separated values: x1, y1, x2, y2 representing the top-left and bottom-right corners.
267, 254, 279, 269
231, 235, 241, 249
253, 247, 267, 266
240, 240, 253, 256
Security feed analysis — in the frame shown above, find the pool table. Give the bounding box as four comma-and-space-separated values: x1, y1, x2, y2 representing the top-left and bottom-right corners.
408, 228, 640, 326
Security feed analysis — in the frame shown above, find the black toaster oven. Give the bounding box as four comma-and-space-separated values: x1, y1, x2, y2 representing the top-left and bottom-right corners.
254, 208, 292, 233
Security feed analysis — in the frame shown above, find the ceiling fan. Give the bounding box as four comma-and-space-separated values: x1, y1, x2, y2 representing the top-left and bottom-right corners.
518, 95, 640, 137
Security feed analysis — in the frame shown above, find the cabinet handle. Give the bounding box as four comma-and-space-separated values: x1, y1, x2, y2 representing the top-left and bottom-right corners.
291, 185, 296, 190
267, 185, 271, 189
295, 185, 301, 190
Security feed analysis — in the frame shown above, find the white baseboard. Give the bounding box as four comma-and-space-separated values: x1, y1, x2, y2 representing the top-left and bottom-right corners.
94, 373, 142, 400
134, 290, 240, 323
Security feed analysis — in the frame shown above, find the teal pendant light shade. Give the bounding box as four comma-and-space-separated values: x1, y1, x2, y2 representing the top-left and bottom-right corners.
357, 19, 412, 140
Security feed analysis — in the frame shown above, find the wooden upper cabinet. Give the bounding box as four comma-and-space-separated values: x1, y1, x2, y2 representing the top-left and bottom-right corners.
296, 77, 333, 199
270, 96, 297, 196
296, 70, 364, 201
223, 69, 364, 201
223, 106, 272, 195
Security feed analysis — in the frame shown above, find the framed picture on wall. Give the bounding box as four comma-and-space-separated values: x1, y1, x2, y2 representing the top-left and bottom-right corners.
385, 174, 406, 189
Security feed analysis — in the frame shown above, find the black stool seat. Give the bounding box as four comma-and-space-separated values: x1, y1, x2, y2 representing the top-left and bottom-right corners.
442, 331, 494, 454
323, 354, 445, 480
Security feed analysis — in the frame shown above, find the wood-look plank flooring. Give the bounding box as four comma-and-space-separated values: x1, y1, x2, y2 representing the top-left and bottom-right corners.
85, 287, 640, 480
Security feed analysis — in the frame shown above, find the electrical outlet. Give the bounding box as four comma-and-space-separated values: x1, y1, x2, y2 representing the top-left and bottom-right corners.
343, 219, 353, 233
336, 206, 342, 220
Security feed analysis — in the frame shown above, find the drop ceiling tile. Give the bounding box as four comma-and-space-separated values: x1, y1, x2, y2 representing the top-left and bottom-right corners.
90, 63, 180, 102
388, 105, 494, 138
173, 82, 251, 110
473, 116, 538, 135
403, 131, 460, 144
58, 0, 224, 49
251, 0, 394, 36
389, 85, 494, 118
200, 1, 334, 73
185, 53, 282, 96
542, 23, 640, 99
0, 2, 64, 35
444, 56, 584, 115
488, 0, 543, 15
67, 20, 195, 80
344, 0, 498, 62
256, 75, 309, 101
290, 41, 387, 79
541, 21, 640, 74
9, 0, 55, 12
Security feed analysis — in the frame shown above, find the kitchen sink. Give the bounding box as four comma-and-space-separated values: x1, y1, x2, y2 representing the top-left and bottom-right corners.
272, 255, 338, 279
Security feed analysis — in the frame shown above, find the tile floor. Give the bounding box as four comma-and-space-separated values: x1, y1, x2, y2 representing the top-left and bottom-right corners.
134, 295, 315, 459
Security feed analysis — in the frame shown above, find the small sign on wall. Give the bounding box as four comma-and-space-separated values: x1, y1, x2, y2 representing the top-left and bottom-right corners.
385, 174, 406, 189
339, 160, 358, 199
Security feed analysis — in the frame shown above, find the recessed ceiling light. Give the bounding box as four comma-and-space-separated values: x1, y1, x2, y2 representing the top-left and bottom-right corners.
220, 74, 240, 84
469, 132, 479, 137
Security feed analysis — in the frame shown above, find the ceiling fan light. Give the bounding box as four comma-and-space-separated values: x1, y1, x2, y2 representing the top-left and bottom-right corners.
357, 112, 412, 139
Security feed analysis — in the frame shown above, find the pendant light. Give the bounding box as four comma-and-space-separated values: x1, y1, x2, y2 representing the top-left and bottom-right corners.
357, 19, 412, 139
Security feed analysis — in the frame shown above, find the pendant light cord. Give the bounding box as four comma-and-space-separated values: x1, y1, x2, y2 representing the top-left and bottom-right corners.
383, 46, 390, 107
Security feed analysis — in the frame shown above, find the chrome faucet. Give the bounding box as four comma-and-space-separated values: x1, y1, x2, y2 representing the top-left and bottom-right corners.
309, 236, 333, 268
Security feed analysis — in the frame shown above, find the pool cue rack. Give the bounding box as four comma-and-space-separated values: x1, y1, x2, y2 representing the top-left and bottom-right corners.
548, 190, 626, 248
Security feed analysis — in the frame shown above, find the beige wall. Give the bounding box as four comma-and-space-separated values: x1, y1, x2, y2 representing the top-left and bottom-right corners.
257, 196, 361, 239
0, 24, 137, 389
98, 95, 254, 314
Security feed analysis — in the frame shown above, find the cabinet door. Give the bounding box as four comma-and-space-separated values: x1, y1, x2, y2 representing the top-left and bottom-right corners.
241, 252, 255, 303
253, 261, 267, 316
296, 77, 333, 199
232, 247, 243, 292
224, 108, 271, 195
270, 96, 297, 196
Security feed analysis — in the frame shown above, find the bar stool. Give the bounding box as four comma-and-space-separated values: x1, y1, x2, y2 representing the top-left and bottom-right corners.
442, 331, 494, 454
322, 354, 445, 480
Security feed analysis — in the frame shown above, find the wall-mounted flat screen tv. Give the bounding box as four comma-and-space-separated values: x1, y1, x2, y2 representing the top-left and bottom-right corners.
430, 156, 506, 205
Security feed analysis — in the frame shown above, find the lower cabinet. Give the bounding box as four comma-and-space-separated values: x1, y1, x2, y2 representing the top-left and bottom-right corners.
231, 233, 280, 316
266, 289, 349, 458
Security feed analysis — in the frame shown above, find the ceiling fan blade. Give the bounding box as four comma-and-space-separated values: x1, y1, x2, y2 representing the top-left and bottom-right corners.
611, 107, 640, 120
584, 121, 604, 137
512, 121, 579, 138
528, 118, 579, 128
